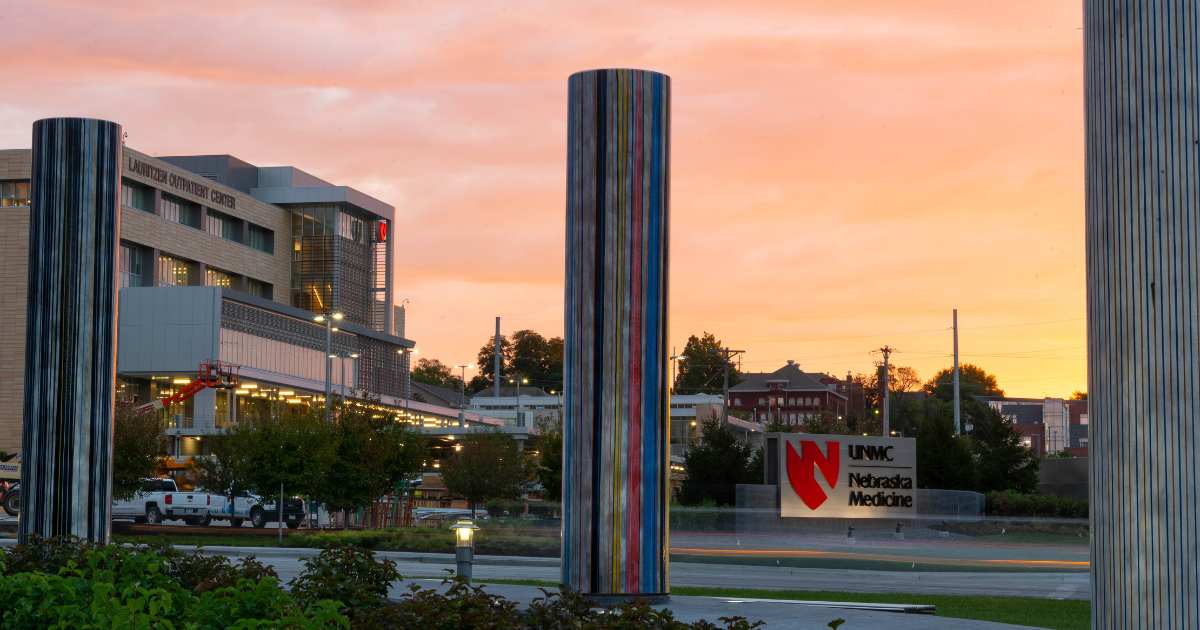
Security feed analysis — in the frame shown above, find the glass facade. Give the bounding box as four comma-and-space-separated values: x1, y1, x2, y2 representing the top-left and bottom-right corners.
158, 254, 189, 287
289, 204, 382, 328
118, 243, 144, 288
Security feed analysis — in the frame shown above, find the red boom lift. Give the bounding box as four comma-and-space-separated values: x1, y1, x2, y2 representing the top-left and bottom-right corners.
135, 360, 241, 414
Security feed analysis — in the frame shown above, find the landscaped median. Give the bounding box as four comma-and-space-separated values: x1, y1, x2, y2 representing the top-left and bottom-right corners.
0, 536, 767, 629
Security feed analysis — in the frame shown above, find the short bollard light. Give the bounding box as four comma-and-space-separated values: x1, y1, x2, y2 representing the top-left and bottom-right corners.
450, 519, 480, 580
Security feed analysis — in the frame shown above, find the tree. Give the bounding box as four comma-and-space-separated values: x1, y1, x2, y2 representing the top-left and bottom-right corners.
468, 334, 512, 393
112, 404, 170, 502
963, 399, 1040, 493
440, 427, 531, 516
313, 399, 427, 524
244, 405, 336, 502
411, 358, 464, 391
675, 332, 743, 395
189, 421, 261, 515
533, 415, 563, 503
915, 406, 978, 491
510, 330, 564, 392
677, 418, 756, 506
1070, 391, 1088, 401
762, 420, 794, 433
801, 408, 851, 435
923, 363, 1004, 401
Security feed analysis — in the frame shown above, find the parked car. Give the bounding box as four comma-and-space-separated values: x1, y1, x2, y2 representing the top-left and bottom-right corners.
0, 453, 20, 516
208, 494, 306, 528
112, 478, 215, 525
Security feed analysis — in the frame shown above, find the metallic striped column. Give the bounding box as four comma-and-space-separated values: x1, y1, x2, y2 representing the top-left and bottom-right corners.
19, 118, 122, 544
563, 68, 671, 600
1085, 2, 1200, 627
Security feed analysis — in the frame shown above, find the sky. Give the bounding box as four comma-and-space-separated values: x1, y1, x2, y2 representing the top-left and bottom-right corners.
0, 0, 1087, 397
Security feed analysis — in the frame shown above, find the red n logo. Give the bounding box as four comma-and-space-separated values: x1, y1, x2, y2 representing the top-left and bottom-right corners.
786, 440, 840, 510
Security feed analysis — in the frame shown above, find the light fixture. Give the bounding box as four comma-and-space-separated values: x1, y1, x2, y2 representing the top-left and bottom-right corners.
280, 391, 295, 396
235, 390, 249, 395
329, 354, 338, 359
314, 315, 326, 322
331, 327, 339, 332
450, 518, 480, 581
288, 398, 302, 403
173, 378, 190, 384
243, 384, 257, 389
332, 313, 344, 320
350, 353, 359, 358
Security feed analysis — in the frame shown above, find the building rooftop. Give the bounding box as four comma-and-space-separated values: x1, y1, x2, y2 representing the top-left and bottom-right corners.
730, 362, 840, 394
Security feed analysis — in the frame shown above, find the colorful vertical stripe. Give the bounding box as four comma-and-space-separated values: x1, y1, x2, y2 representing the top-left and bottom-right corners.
20, 118, 122, 544
563, 69, 670, 596
1086, 2, 1200, 627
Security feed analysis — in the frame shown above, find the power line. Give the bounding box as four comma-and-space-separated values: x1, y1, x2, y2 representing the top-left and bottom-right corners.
671, 295, 1085, 323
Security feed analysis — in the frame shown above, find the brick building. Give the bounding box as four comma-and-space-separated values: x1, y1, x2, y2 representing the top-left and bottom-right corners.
727, 361, 865, 427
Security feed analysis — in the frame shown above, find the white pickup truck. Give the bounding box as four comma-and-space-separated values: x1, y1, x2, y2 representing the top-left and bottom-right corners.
112, 478, 215, 526
207, 494, 307, 529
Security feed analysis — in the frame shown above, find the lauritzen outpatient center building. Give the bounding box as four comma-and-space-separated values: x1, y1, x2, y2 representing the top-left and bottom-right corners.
0, 147, 427, 459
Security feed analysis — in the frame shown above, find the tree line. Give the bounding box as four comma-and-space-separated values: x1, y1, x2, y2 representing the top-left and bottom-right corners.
111, 397, 428, 524
410, 329, 564, 396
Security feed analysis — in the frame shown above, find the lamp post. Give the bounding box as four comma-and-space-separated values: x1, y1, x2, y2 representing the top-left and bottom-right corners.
453, 364, 473, 426
331, 352, 360, 404
669, 354, 685, 394
313, 312, 344, 421
398, 348, 417, 418
889, 429, 905, 438
508, 378, 529, 426
450, 518, 480, 581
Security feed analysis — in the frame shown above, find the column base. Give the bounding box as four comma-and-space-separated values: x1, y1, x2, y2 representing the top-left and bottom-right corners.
582, 593, 671, 606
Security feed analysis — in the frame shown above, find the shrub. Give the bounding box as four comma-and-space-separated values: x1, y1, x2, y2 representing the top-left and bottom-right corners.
985, 490, 1088, 518
288, 543, 401, 620
670, 500, 720, 531
528, 502, 559, 520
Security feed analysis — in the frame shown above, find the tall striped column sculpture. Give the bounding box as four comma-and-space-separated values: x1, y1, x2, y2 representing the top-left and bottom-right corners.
19, 118, 122, 544
563, 69, 671, 601
1086, 3, 1200, 627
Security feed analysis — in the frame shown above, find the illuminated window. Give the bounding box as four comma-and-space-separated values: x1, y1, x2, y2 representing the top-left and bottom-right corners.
205, 267, 234, 288
158, 254, 189, 286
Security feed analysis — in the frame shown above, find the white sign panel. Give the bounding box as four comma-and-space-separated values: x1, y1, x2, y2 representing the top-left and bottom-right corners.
777, 433, 918, 518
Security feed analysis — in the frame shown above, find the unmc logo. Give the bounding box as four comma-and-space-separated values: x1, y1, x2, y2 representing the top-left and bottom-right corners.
786, 440, 840, 509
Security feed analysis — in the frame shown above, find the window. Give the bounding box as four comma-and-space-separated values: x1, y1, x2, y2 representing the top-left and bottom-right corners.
804, 398, 811, 406
161, 195, 200, 228
205, 267, 234, 288
777, 397, 784, 405
158, 254, 189, 286
814, 399, 821, 408
758, 398, 765, 405
788, 398, 795, 405
1, 181, 30, 207
246, 279, 264, 298
247, 224, 273, 254
121, 181, 149, 212
734, 398, 741, 406
118, 243, 144, 287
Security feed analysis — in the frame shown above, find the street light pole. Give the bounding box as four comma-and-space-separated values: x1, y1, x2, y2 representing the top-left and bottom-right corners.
314, 312, 343, 422
398, 348, 417, 418
454, 364, 473, 426
509, 378, 528, 427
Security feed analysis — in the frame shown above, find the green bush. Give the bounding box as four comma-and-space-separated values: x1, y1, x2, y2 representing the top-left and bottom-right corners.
528, 501, 559, 520
0, 536, 770, 628
985, 491, 1088, 518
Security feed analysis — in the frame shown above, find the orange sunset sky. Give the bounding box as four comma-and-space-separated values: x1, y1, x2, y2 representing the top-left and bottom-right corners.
1, 0, 1086, 397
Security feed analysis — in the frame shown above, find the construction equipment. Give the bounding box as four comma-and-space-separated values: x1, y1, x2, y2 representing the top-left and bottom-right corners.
134, 360, 240, 414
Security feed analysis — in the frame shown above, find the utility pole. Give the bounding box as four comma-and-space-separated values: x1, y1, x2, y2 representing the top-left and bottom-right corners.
494, 317, 501, 403
953, 309, 961, 436
710, 347, 745, 422
876, 346, 895, 437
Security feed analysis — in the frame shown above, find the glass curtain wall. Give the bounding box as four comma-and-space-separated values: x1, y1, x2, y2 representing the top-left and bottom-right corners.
289, 204, 381, 328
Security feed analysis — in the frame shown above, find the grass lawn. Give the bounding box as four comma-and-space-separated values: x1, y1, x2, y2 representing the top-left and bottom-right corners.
470, 578, 1089, 630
